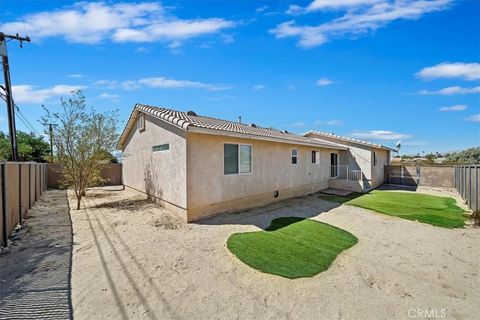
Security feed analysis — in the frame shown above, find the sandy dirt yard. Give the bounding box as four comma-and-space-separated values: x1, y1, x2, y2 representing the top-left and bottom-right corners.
70, 187, 479, 320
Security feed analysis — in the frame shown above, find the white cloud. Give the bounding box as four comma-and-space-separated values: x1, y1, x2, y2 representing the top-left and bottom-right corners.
465, 114, 480, 123
120, 80, 140, 91
135, 46, 150, 53
316, 78, 333, 86
287, 122, 308, 128
350, 130, 412, 140
272, 0, 452, 48
252, 84, 266, 90
417, 62, 480, 81
12, 84, 87, 103
93, 77, 227, 91
112, 19, 234, 43
93, 79, 118, 89
288, 0, 380, 14
93, 79, 139, 90
255, 6, 269, 14
67, 73, 85, 78
138, 77, 228, 91
98, 93, 120, 101
315, 119, 344, 126
419, 86, 480, 95
439, 104, 467, 112
1, 2, 234, 47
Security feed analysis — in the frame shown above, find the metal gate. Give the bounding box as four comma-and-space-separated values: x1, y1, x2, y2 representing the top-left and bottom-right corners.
384, 165, 420, 186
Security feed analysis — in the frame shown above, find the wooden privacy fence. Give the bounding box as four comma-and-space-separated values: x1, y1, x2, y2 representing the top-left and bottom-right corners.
1, 162, 48, 248
47, 163, 122, 188
454, 165, 479, 213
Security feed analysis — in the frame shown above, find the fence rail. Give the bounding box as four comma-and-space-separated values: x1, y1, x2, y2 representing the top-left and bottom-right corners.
1, 162, 48, 248
454, 165, 479, 213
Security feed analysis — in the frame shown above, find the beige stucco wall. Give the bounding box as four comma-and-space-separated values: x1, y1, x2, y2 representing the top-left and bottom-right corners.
329, 179, 363, 193
186, 133, 337, 221
371, 148, 390, 188
309, 134, 391, 189
121, 114, 187, 212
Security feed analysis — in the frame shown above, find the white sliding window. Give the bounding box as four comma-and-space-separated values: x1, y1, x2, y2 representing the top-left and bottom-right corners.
224, 144, 252, 175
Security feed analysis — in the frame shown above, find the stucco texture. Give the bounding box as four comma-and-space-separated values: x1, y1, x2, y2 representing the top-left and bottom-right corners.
186, 133, 338, 220
121, 114, 187, 212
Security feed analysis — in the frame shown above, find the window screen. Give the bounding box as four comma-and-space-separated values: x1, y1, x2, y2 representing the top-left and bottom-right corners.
239, 145, 252, 173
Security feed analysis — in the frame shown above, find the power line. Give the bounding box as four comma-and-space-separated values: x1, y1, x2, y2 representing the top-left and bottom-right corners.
0, 88, 39, 135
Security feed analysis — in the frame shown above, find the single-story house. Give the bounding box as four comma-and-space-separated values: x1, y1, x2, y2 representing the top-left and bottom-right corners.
117, 104, 394, 221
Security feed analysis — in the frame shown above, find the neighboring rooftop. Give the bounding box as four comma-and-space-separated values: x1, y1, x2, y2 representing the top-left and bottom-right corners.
304, 130, 396, 151
117, 104, 347, 150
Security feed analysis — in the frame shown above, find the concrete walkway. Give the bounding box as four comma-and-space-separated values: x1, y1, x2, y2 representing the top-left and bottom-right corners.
0, 190, 72, 320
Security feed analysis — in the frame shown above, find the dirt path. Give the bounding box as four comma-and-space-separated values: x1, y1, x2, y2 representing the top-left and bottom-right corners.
70, 187, 479, 320
0, 190, 72, 320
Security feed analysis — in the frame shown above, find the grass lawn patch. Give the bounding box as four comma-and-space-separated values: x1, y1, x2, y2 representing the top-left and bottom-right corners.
227, 217, 358, 279
319, 190, 465, 228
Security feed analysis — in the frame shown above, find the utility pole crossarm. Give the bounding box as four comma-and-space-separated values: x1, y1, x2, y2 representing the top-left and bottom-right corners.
0, 32, 31, 43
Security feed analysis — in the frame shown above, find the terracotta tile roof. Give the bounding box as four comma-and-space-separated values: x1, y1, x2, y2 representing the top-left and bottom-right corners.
117, 104, 347, 149
304, 130, 395, 151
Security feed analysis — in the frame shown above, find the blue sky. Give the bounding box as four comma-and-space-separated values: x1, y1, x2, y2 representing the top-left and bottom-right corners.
0, 0, 479, 155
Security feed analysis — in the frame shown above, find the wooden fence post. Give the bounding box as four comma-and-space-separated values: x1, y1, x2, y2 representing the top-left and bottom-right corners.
1, 163, 7, 247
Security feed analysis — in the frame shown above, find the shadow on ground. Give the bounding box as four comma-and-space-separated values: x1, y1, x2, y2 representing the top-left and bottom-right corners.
196, 193, 342, 229
378, 184, 418, 191
0, 190, 73, 320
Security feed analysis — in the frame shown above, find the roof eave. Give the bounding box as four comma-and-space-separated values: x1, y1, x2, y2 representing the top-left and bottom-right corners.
304, 130, 394, 152
188, 127, 348, 150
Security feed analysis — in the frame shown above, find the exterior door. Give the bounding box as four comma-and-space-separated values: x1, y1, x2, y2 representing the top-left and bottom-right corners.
330, 153, 338, 178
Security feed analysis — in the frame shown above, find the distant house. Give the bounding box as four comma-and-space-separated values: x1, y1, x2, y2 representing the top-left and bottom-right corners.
117, 104, 393, 221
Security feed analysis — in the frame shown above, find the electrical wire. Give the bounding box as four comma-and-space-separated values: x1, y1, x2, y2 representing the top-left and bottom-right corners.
0, 90, 40, 135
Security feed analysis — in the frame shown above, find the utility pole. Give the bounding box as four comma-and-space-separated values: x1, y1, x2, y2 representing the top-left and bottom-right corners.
0, 32, 31, 161
48, 123, 54, 157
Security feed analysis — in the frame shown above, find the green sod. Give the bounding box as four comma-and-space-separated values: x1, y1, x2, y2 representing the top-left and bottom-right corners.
319, 190, 465, 228
227, 217, 358, 279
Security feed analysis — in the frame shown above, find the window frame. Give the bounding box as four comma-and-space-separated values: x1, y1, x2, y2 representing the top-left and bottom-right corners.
137, 113, 145, 132
152, 143, 169, 153
373, 151, 377, 166
312, 150, 320, 164
223, 143, 253, 175
291, 148, 298, 165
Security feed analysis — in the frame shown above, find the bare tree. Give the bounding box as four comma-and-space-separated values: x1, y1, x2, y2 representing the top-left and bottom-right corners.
42, 91, 118, 209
